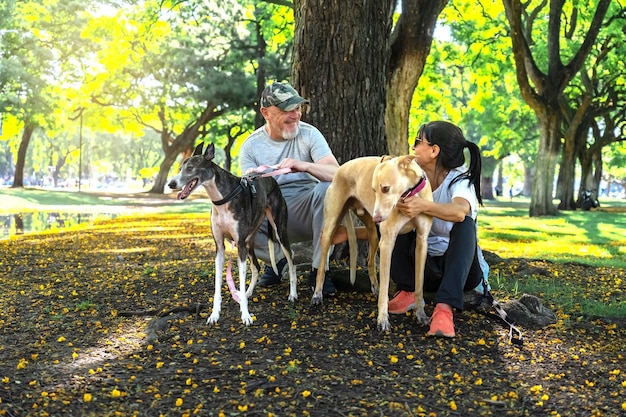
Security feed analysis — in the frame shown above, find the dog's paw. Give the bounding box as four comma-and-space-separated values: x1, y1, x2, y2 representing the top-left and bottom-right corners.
207, 312, 220, 325
241, 313, 254, 326
415, 308, 430, 326
310, 293, 323, 306
288, 292, 298, 303
377, 318, 391, 332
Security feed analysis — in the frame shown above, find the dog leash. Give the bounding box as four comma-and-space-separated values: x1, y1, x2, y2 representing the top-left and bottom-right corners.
212, 175, 265, 206
248, 165, 293, 178
213, 166, 291, 206
225, 242, 241, 304
470, 280, 524, 346
225, 259, 241, 303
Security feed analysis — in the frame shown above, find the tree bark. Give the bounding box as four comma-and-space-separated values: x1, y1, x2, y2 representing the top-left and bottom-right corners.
481, 155, 498, 200
530, 108, 561, 216
386, 0, 448, 157
148, 103, 225, 193
557, 94, 592, 210
292, 0, 395, 162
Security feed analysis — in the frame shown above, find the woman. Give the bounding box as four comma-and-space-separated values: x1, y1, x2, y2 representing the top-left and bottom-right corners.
388, 121, 488, 338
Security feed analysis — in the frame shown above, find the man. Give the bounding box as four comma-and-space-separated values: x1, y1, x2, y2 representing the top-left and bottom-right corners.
239, 82, 340, 294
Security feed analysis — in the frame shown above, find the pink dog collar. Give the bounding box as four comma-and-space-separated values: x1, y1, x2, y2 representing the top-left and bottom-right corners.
400, 175, 427, 200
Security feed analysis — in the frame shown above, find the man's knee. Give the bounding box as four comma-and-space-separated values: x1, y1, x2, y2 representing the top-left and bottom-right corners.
312, 182, 331, 206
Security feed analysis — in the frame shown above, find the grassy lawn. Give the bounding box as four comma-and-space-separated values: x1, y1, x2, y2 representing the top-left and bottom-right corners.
479, 197, 626, 269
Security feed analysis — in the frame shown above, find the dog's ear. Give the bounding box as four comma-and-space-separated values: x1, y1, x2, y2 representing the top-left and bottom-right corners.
193, 142, 204, 156
398, 155, 420, 172
379, 155, 394, 162
204, 143, 216, 161
399, 155, 418, 166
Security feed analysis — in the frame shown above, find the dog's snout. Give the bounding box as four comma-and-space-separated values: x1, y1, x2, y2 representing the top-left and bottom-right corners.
167, 180, 177, 189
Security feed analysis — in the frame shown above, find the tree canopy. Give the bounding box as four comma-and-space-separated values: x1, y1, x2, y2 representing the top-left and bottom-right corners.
1, 0, 624, 210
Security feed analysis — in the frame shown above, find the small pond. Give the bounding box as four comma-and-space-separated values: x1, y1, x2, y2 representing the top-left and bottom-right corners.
1, 212, 119, 239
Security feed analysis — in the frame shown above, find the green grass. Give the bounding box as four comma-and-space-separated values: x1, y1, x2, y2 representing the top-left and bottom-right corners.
479, 197, 626, 318
480, 197, 626, 269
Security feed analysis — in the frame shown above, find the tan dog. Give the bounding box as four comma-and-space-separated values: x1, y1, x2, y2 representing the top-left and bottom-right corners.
311, 155, 433, 331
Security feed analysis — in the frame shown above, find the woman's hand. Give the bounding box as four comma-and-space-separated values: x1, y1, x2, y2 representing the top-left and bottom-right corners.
397, 196, 471, 222
396, 196, 428, 218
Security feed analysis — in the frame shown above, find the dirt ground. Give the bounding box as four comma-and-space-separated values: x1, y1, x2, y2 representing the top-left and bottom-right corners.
1, 214, 625, 417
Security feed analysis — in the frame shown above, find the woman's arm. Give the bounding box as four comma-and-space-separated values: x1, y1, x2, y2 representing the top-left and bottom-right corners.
396, 196, 471, 223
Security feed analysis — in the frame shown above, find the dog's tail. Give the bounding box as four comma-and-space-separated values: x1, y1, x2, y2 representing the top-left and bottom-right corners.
344, 212, 358, 285
268, 239, 279, 275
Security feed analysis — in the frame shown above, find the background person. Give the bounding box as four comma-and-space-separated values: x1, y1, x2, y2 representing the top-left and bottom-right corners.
388, 121, 489, 338
239, 82, 340, 294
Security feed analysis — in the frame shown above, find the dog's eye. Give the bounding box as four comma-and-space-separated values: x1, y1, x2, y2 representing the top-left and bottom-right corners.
381, 186, 390, 194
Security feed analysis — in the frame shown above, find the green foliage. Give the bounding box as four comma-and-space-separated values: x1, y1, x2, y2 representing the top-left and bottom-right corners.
412, 0, 538, 165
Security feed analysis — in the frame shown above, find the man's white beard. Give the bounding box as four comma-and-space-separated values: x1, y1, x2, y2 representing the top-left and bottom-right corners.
282, 125, 299, 140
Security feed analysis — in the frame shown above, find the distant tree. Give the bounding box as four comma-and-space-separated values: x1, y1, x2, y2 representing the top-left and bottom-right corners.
1, 0, 99, 188
502, 0, 612, 216
557, 19, 626, 209
410, 0, 539, 200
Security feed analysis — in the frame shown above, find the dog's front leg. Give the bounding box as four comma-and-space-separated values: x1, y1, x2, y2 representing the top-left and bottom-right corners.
207, 246, 224, 325
413, 218, 430, 326
237, 249, 253, 326
376, 232, 394, 332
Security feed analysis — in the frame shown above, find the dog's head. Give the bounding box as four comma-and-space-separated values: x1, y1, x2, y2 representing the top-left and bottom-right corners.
167, 142, 217, 200
371, 155, 426, 223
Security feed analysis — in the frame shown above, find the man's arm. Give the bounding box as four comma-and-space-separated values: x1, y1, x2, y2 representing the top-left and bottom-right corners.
239, 141, 257, 175
276, 154, 339, 182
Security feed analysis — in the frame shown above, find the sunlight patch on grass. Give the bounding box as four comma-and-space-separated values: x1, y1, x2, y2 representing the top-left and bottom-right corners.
479, 207, 626, 269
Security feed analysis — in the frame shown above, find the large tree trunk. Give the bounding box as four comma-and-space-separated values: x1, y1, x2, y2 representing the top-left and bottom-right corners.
555, 133, 577, 210
292, 0, 395, 162
385, 0, 448, 156
557, 95, 593, 210
292, 0, 447, 162
530, 108, 560, 216
12, 123, 36, 188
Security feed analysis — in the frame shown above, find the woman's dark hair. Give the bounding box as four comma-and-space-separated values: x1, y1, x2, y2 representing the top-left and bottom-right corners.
416, 121, 483, 205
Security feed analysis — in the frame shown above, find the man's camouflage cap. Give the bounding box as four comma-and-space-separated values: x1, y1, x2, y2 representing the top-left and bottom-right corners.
260, 82, 310, 111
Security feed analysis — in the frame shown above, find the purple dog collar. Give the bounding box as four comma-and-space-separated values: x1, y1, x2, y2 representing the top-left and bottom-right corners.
400, 175, 427, 200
